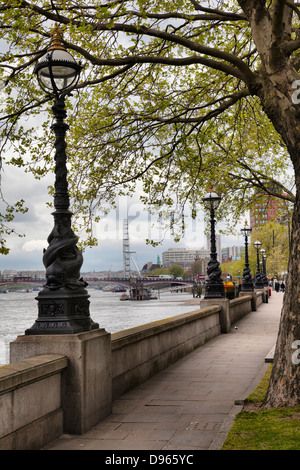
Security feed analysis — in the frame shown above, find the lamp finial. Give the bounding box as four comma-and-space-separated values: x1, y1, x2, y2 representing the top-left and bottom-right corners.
48, 23, 66, 51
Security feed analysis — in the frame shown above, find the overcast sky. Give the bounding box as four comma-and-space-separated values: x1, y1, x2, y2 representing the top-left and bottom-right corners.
0, 158, 244, 274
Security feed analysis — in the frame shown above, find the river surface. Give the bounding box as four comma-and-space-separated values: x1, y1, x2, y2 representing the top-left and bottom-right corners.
0, 288, 198, 366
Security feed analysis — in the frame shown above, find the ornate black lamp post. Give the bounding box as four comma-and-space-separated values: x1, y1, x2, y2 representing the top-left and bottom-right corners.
254, 240, 264, 289
240, 220, 254, 291
203, 191, 225, 299
26, 24, 99, 335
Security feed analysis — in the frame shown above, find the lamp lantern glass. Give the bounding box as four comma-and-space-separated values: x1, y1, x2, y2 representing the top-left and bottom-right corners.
254, 240, 262, 250
202, 191, 221, 210
241, 220, 252, 238
34, 23, 81, 96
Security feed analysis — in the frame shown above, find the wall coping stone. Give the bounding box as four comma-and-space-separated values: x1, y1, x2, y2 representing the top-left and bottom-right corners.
111, 306, 221, 349
0, 354, 68, 394
229, 295, 252, 306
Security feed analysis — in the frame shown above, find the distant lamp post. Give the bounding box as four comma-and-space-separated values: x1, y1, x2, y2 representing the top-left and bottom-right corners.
203, 191, 225, 299
26, 24, 99, 334
260, 249, 268, 286
263, 255, 268, 286
240, 220, 254, 291
254, 240, 264, 289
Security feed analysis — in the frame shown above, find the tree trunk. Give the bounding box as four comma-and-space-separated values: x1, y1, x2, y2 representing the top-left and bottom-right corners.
264, 185, 300, 407
244, 3, 300, 404
257, 78, 300, 407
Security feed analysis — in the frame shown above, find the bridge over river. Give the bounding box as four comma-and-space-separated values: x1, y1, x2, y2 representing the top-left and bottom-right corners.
0, 277, 197, 291
92, 277, 196, 288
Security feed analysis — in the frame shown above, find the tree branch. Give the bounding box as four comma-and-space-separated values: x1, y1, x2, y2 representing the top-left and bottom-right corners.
66, 42, 248, 81
147, 89, 250, 124
229, 160, 295, 203
15, 1, 255, 84
0, 97, 49, 122
188, 0, 246, 20
282, 1, 300, 54
120, 9, 247, 22
270, 0, 292, 67
77, 64, 134, 89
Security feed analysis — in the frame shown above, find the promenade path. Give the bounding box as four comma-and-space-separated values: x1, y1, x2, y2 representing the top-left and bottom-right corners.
44, 291, 283, 451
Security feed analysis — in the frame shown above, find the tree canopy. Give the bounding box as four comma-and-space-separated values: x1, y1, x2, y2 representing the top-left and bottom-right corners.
0, 0, 296, 252
3, 0, 300, 408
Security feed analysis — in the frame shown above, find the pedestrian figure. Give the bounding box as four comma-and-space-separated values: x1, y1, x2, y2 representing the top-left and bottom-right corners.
275, 281, 280, 292
281, 281, 285, 292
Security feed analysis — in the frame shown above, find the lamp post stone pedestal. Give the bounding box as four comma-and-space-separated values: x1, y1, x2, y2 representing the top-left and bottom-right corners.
10, 329, 112, 434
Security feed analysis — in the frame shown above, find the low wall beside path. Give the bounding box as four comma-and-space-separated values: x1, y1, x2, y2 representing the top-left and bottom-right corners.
1, 288, 266, 450
111, 289, 265, 399
0, 354, 67, 450
111, 305, 221, 400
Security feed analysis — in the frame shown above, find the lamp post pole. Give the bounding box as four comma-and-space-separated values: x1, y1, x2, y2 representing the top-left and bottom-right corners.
240, 221, 254, 292
254, 240, 264, 289
260, 250, 268, 287
203, 191, 225, 299
26, 24, 99, 335
264, 255, 268, 286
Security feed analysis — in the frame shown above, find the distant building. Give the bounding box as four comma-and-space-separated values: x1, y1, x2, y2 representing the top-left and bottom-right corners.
162, 247, 209, 269
1, 270, 46, 282
2, 270, 17, 280
250, 184, 290, 230
140, 262, 162, 275
206, 234, 222, 263
17, 270, 45, 280
222, 246, 243, 263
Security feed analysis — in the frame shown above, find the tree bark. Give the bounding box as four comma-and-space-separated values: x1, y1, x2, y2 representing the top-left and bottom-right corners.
236, 0, 300, 407
264, 187, 300, 407
257, 83, 300, 408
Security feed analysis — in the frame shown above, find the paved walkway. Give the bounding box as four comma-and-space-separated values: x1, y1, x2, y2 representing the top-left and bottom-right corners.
44, 292, 283, 451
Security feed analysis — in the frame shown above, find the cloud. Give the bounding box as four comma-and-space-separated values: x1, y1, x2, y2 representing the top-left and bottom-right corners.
22, 240, 46, 253
1, 155, 245, 273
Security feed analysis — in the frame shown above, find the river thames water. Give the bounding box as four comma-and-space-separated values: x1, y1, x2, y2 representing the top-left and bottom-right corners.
0, 288, 198, 366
